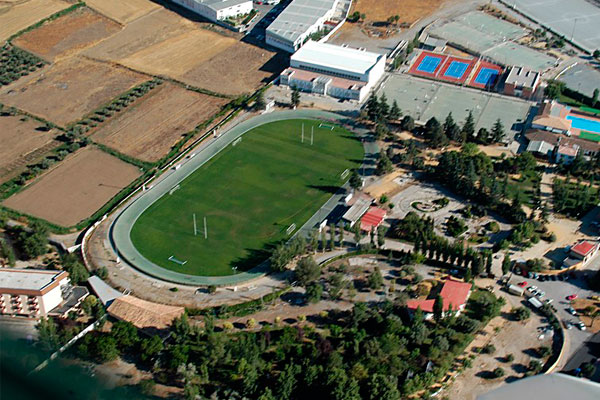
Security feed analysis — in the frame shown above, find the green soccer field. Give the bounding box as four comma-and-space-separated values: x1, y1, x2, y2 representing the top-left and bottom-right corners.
130, 119, 364, 276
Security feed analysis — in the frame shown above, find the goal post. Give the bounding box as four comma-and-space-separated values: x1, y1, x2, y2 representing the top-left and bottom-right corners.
340, 169, 350, 180
286, 223, 296, 235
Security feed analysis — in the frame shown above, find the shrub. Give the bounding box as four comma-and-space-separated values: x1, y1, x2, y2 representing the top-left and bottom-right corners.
208, 285, 217, 294
482, 344, 496, 354
492, 367, 505, 378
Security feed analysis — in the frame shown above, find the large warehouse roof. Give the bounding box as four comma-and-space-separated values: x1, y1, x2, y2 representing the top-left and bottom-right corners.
267, 0, 337, 44
478, 373, 600, 400
194, 0, 252, 11
292, 41, 384, 75
0, 269, 68, 295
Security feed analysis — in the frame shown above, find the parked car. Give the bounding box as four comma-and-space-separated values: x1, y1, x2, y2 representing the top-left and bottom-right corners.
565, 321, 573, 330
527, 286, 538, 292
567, 294, 578, 301
551, 275, 558, 281
577, 321, 586, 331
589, 295, 600, 301
567, 307, 577, 315
518, 281, 528, 287
536, 291, 545, 298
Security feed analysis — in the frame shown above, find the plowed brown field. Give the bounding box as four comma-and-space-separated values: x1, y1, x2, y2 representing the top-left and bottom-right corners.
85, 0, 160, 24
91, 83, 228, 162
13, 7, 121, 61
2, 147, 141, 227
0, 0, 70, 41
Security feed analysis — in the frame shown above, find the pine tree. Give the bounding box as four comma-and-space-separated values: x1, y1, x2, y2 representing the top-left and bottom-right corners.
491, 119, 505, 143
433, 294, 444, 322
389, 100, 401, 120
379, 93, 389, 120
462, 111, 475, 142
291, 88, 300, 108
501, 253, 512, 275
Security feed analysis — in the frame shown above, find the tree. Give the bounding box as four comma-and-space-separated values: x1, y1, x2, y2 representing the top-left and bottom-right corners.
95, 335, 119, 362
443, 112, 460, 142
295, 256, 320, 286
377, 225, 387, 248
306, 281, 323, 303
501, 253, 511, 275
544, 80, 565, 99
0, 239, 15, 267
291, 87, 300, 108
368, 267, 384, 290
376, 151, 393, 175
140, 335, 163, 363
433, 294, 444, 322
349, 169, 362, 190
61, 253, 89, 285
400, 115, 415, 131
328, 273, 346, 300
111, 320, 138, 349
329, 223, 336, 250
493, 367, 505, 378
81, 295, 98, 316
37, 317, 60, 352
485, 251, 493, 275
513, 306, 531, 321
477, 127, 490, 144
464, 268, 472, 283
254, 91, 266, 110
593, 88, 599, 107
379, 93, 389, 119
353, 223, 362, 246
368, 374, 400, 400
593, 49, 600, 59
389, 100, 401, 121
491, 119, 505, 143
462, 111, 475, 142
14, 222, 48, 260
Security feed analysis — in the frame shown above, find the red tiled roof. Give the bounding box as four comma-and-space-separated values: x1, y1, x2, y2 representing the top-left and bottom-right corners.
571, 241, 597, 257
407, 279, 472, 313
360, 206, 387, 231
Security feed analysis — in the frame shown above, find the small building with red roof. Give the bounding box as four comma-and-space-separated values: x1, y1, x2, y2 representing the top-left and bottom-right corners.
360, 206, 387, 232
569, 240, 599, 264
406, 279, 472, 320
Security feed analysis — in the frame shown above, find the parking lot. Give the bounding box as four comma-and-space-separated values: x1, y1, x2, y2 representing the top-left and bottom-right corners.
507, 254, 600, 367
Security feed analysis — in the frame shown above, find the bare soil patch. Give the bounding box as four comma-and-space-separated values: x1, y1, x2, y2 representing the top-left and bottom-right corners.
0, 57, 147, 126
0, 0, 70, 42
2, 146, 141, 226
13, 7, 121, 61
351, 0, 446, 25
85, 0, 160, 25
0, 114, 60, 183
91, 83, 228, 162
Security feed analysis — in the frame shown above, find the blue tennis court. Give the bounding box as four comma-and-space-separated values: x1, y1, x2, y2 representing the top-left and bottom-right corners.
444, 61, 469, 78
475, 68, 499, 86
416, 55, 442, 73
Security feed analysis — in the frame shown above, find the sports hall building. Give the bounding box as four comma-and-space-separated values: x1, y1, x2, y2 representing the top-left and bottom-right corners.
266, 0, 339, 53
171, 0, 253, 23
279, 41, 386, 102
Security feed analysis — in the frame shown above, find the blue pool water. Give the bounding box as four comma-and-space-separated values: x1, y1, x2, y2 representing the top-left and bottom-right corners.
567, 115, 600, 134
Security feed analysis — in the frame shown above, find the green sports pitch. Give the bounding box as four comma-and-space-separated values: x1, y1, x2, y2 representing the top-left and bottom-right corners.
130, 119, 364, 276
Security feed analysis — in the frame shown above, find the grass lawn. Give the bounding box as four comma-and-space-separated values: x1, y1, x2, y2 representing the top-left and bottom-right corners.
503, 171, 539, 207
130, 119, 364, 276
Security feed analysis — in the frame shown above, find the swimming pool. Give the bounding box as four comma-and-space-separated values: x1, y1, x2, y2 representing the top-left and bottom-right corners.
567, 115, 600, 134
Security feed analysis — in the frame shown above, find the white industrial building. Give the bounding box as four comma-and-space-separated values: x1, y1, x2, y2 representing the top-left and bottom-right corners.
0, 269, 84, 317
266, 0, 339, 53
171, 0, 253, 23
279, 41, 386, 102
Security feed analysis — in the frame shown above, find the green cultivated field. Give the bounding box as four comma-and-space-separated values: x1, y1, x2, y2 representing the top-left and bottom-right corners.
130, 119, 363, 276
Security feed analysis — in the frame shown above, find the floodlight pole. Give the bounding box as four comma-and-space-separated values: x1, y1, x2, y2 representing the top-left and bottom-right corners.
204, 216, 208, 239
193, 213, 197, 236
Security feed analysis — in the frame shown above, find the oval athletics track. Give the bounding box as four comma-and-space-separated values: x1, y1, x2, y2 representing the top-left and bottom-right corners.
110, 109, 364, 286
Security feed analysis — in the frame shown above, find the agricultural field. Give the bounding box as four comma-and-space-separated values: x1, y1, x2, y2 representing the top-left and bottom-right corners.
0, 114, 60, 184
85, 0, 160, 25
0, 56, 147, 126
130, 119, 364, 276
91, 83, 229, 162
351, 0, 445, 25
85, 8, 283, 95
13, 7, 121, 61
0, 0, 70, 42
2, 146, 142, 227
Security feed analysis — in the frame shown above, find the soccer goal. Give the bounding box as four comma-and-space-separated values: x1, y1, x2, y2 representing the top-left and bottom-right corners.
232, 137, 242, 146
169, 184, 180, 195
286, 223, 296, 235
340, 169, 350, 180
168, 255, 187, 265
318, 123, 335, 130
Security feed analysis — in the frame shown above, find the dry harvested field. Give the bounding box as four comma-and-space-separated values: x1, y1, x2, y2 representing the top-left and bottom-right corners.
0, 0, 70, 42
352, 0, 445, 24
92, 83, 228, 162
85, 0, 160, 24
13, 7, 121, 61
0, 115, 60, 183
83, 9, 194, 61
85, 8, 282, 95
0, 57, 147, 126
2, 146, 141, 227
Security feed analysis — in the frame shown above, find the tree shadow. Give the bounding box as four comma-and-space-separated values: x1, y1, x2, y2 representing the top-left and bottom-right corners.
512, 363, 528, 374
308, 184, 342, 194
